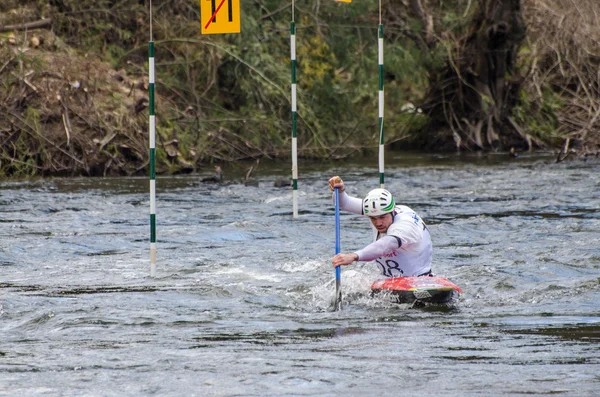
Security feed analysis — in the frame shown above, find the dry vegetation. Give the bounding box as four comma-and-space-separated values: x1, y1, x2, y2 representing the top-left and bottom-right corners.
415, 0, 599, 158
0, 43, 151, 176
0, 6, 151, 176
0, 0, 598, 178
522, 0, 600, 159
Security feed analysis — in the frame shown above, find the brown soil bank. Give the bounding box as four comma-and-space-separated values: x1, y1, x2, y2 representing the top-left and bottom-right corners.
1, 4, 150, 177
0, 1, 598, 178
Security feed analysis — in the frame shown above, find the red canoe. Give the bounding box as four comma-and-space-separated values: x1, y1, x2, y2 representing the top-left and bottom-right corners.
371, 276, 462, 304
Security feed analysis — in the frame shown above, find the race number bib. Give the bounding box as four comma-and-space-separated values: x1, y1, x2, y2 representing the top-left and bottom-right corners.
375, 258, 404, 278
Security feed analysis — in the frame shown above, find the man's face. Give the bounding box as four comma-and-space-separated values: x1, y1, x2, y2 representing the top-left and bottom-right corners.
369, 213, 394, 233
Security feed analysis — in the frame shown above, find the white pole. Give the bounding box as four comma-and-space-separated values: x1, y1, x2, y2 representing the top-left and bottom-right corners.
377, 2, 385, 188
291, 3, 298, 218
149, 1, 157, 277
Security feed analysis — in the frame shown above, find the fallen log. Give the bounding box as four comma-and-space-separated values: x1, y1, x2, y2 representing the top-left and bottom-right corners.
0, 18, 52, 33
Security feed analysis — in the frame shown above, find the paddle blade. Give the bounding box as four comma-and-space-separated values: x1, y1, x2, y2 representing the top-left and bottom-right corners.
334, 267, 342, 310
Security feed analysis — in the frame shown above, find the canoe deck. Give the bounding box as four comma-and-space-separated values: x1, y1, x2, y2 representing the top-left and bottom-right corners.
371, 276, 462, 304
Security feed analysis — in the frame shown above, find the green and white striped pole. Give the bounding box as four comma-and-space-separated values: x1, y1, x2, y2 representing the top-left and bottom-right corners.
149, 2, 157, 277
378, 19, 385, 189
290, 4, 298, 218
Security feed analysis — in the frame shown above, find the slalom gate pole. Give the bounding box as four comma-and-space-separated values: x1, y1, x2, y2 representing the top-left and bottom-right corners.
291, 2, 299, 218
149, 1, 157, 277
378, 1, 385, 189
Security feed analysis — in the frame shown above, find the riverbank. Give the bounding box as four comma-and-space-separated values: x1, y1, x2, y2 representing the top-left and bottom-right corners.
0, 1, 598, 178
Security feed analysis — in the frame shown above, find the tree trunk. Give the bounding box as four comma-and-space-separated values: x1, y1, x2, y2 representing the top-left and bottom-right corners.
410, 0, 434, 46
420, 0, 527, 151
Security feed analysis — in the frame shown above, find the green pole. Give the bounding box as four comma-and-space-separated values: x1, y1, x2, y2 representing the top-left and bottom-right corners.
149, 3, 157, 277
291, 10, 298, 218
378, 23, 385, 188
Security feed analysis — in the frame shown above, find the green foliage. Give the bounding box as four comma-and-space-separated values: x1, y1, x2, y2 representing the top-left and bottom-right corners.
513, 88, 562, 140
1, 0, 579, 177
0, 107, 44, 178
297, 34, 337, 90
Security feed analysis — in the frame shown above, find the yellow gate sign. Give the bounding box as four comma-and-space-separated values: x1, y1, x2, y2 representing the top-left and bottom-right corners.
200, 0, 240, 34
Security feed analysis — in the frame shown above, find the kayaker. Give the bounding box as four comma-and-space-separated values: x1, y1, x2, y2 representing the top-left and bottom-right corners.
328, 176, 433, 278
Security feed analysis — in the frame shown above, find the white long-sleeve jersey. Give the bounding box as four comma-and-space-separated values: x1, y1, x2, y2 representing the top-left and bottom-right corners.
336, 191, 432, 277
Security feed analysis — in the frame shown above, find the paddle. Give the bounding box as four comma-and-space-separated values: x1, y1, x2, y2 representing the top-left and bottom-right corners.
334, 187, 342, 311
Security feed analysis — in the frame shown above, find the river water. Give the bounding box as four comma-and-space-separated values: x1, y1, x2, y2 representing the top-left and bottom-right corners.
1, 152, 599, 396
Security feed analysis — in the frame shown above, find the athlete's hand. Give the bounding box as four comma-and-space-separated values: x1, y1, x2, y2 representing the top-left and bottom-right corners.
328, 176, 344, 192
332, 253, 358, 267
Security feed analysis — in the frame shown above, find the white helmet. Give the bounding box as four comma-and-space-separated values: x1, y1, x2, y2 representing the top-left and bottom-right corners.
363, 188, 396, 217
